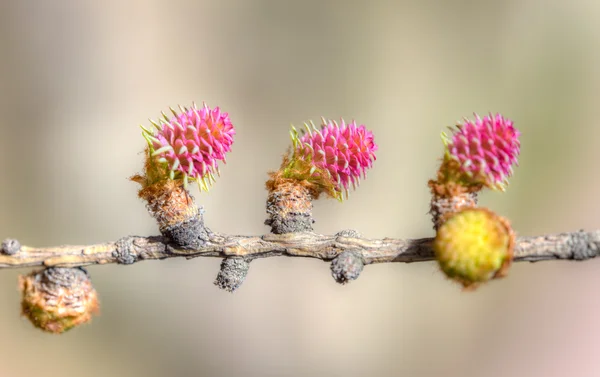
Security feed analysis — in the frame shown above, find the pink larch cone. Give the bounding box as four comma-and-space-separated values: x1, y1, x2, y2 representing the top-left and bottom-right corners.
442, 113, 520, 191
142, 102, 235, 191
429, 113, 520, 229
265, 118, 377, 234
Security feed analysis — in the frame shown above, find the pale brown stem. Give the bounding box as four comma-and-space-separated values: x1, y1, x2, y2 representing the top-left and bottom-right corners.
1, 230, 599, 269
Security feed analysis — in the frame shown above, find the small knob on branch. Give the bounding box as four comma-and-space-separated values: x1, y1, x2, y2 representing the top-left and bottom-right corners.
1, 238, 20, 255
330, 250, 364, 284
214, 258, 251, 293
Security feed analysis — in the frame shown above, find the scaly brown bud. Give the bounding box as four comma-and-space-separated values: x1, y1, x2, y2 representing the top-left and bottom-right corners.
19, 267, 99, 334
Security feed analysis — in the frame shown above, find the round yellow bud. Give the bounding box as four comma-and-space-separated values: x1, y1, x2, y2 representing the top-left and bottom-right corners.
433, 208, 514, 289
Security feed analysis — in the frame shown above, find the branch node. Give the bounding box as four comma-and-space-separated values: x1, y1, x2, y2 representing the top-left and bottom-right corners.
569, 230, 600, 261
331, 250, 364, 284
1, 238, 20, 255
113, 237, 138, 265
214, 258, 250, 293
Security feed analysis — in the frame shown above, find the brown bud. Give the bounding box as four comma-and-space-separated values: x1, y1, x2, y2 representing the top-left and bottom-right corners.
265, 178, 315, 234
19, 267, 99, 334
132, 176, 211, 249
134, 178, 199, 230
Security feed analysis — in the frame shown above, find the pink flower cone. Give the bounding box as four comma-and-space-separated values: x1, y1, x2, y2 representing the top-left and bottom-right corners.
443, 113, 520, 190
289, 118, 377, 199
142, 102, 235, 190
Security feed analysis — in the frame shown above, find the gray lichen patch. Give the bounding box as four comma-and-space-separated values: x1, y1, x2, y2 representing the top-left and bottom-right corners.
161, 212, 211, 250
214, 258, 250, 293
335, 229, 362, 238
40, 266, 91, 288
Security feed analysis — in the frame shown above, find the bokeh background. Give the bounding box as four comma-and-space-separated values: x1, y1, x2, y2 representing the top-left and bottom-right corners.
1, 0, 600, 376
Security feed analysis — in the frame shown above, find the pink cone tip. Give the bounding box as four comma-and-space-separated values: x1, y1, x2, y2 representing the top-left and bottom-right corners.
446, 113, 520, 189
295, 118, 377, 194
144, 103, 235, 189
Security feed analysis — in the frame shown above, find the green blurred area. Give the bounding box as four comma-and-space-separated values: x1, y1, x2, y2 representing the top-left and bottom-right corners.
1, 1, 600, 376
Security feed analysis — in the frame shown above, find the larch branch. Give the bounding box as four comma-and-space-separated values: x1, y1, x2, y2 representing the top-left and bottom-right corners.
1, 229, 599, 269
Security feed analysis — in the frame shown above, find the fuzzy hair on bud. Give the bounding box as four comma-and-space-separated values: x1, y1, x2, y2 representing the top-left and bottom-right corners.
142, 102, 235, 191
132, 176, 199, 229
433, 208, 514, 289
19, 267, 99, 334
282, 118, 377, 200
264, 178, 315, 234
441, 113, 520, 191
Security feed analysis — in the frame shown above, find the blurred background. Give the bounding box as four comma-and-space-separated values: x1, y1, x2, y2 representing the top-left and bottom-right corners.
1, 0, 600, 376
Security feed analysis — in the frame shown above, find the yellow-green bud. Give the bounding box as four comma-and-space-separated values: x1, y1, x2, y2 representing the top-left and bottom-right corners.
433, 208, 514, 289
